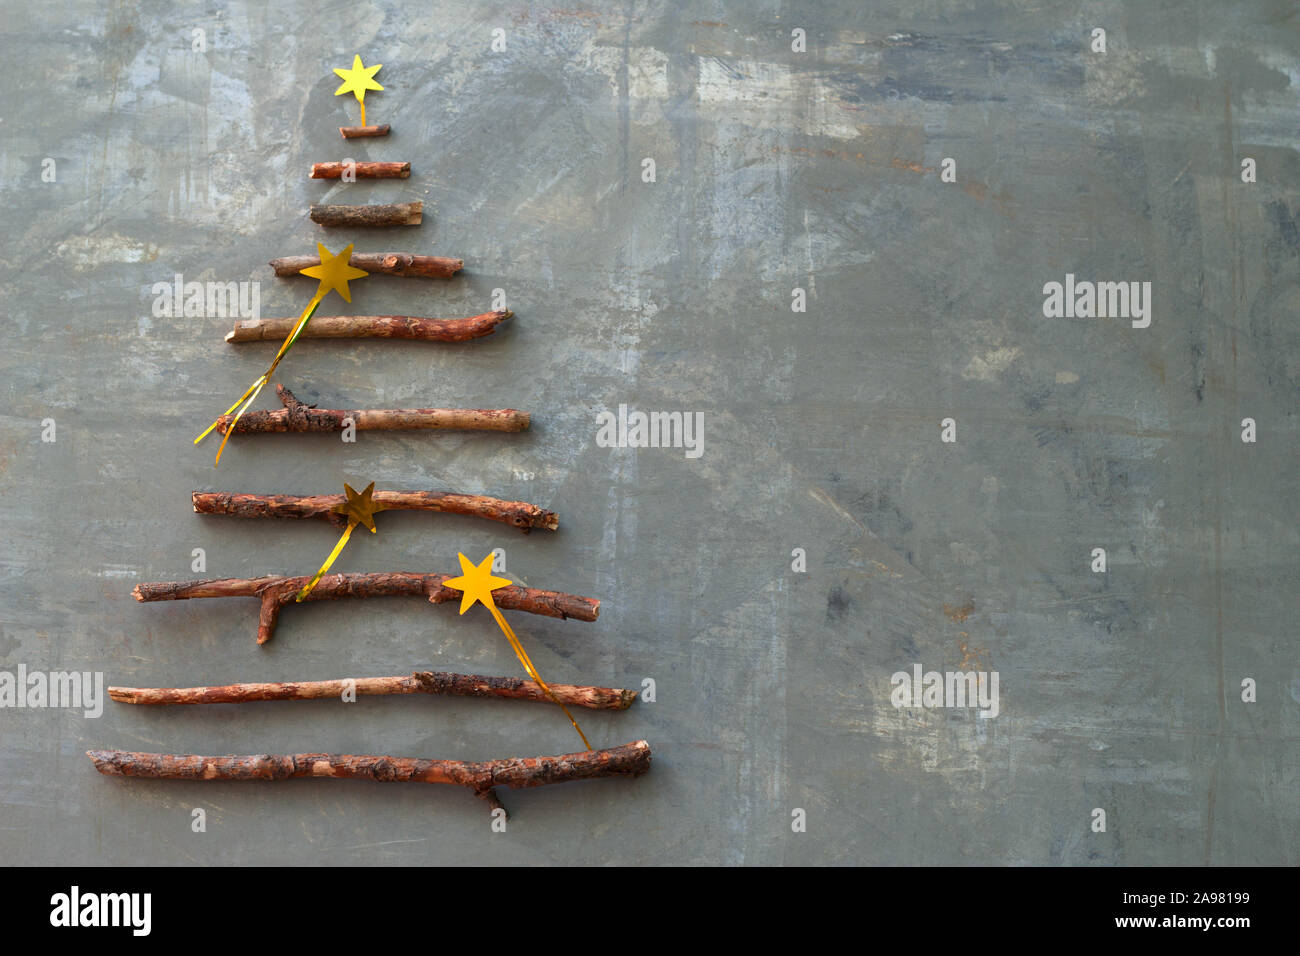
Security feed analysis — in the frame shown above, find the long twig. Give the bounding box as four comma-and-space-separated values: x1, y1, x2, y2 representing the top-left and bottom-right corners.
192, 489, 558, 533
310, 202, 422, 227
270, 252, 462, 278
310, 161, 410, 179
87, 740, 651, 817
225, 310, 512, 343
133, 572, 600, 644
109, 671, 636, 710
213, 384, 528, 436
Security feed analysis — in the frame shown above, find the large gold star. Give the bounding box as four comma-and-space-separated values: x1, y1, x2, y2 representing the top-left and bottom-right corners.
333, 54, 384, 101
443, 552, 513, 616
333, 481, 385, 533
300, 243, 368, 303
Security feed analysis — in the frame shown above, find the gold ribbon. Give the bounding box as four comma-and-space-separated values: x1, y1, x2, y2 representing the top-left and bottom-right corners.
194, 289, 325, 466
295, 522, 355, 602
485, 598, 591, 751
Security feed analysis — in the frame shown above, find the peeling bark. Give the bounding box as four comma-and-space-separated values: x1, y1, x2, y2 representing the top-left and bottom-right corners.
309, 202, 422, 227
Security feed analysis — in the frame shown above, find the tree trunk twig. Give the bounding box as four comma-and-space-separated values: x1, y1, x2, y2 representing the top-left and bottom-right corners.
310, 161, 410, 179
109, 671, 636, 710
310, 202, 422, 227
270, 252, 462, 278
87, 740, 652, 818
225, 310, 512, 343
214, 385, 528, 436
192, 489, 558, 533
133, 572, 600, 644
340, 124, 390, 139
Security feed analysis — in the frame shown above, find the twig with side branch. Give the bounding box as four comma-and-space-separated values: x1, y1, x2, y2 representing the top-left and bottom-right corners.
132, 571, 600, 644
212, 385, 528, 436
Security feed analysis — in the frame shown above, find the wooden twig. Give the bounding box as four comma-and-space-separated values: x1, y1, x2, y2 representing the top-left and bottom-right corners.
310, 202, 422, 227
310, 161, 410, 179
270, 252, 462, 278
109, 671, 636, 710
340, 124, 390, 139
225, 310, 512, 344
192, 489, 558, 533
87, 740, 651, 817
133, 572, 600, 644
214, 384, 528, 436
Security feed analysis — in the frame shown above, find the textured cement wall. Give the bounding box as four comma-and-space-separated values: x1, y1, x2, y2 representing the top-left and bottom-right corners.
1, 0, 1297, 865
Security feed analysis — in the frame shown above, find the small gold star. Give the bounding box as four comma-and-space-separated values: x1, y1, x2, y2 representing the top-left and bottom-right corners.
300, 243, 368, 303
443, 552, 513, 616
333, 54, 384, 102
296, 480, 388, 601
333, 481, 385, 533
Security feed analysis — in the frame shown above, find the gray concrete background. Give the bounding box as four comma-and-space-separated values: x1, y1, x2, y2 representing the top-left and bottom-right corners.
1, 0, 1297, 865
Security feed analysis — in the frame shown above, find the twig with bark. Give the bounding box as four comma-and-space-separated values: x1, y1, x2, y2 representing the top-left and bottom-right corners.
109, 671, 636, 710
310, 202, 422, 227
213, 385, 528, 436
340, 124, 390, 139
192, 489, 558, 533
225, 310, 512, 343
270, 252, 462, 278
133, 572, 600, 644
87, 740, 652, 817
310, 161, 409, 179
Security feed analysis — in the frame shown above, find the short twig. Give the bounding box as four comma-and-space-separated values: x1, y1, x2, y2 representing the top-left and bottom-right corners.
310, 202, 422, 227
310, 161, 409, 179
340, 124, 390, 139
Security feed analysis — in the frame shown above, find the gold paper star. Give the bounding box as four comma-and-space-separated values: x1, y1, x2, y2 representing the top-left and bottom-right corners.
333, 481, 385, 533
443, 552, 513, 616
333, 54, 384, 101
300, 242, 368, 303
296, 480, 388, 602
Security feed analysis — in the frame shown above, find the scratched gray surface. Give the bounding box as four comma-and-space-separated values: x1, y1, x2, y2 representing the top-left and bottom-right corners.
1, 0, 1297, 866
